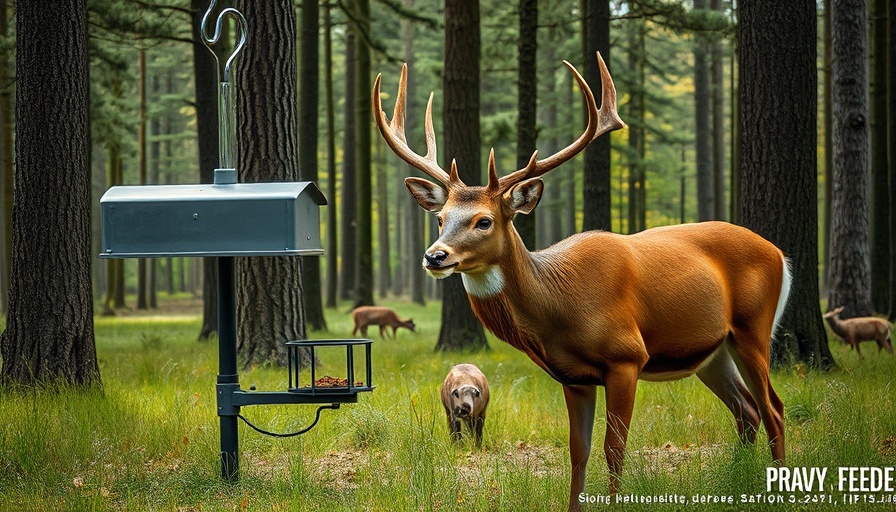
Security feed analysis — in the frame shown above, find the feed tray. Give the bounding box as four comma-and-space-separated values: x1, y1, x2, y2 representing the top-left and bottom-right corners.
287, 338, 373, 396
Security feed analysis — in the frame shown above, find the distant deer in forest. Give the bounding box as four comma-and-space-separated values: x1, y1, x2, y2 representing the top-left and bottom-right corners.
823, 306, 893, 357
351, 306, 416, 339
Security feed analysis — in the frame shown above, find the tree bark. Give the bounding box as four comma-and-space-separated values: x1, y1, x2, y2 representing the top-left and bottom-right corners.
581, 0, 612, 232
353, 0, 374, 308
710, 0, 727, 221
298, 0, 327, 330
694, 0, 713, 221
103, 139, 126, 315
822, 0, 833, 293
137, 49, 148, 311
1, 0, 101, 387
627, 19, 646, 234
235, 0, 309, 367
870, 0, 890, 315
438, 0, 487, 352
339, 28, 358, 302
323, 2, 338, 309
828, 0, 873, 318
0, 0, 12, 314
739, 0, 833, 369
192, 0, 219, 339
888, 0, 896, 320
400, 2, 426, 305
514, 0, 538, 249
377, 162, 391, 298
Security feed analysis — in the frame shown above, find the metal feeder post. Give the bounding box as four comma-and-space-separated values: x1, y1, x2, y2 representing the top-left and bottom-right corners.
200, 1, 247, 480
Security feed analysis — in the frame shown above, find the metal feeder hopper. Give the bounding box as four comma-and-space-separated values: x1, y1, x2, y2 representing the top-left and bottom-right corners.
99, 1, 373, 482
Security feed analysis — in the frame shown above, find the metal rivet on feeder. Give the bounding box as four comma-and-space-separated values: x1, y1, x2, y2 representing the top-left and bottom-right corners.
97, 0, 374, 483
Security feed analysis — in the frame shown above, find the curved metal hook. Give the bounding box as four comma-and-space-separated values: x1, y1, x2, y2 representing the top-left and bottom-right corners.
200, 0, 248, 82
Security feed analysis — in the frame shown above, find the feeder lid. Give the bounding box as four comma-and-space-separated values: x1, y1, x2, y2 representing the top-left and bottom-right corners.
100, 181, 326, 258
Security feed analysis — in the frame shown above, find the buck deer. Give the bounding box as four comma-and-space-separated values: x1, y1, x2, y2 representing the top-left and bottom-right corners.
373, 53, 790, 510
351, 306, 416, 339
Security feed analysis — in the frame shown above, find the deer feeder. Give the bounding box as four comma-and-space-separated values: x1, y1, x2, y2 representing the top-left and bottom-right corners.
98, 1, 373, 482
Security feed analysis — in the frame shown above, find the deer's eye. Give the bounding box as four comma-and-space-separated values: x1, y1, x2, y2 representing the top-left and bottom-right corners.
475, 218, 492, 230
453, 390, 459, 398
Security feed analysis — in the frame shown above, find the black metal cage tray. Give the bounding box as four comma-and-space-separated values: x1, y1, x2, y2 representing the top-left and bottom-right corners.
287, 338, 374, 396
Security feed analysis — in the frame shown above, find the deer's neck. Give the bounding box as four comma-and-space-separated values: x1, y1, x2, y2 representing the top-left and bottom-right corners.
825, 316, 849, 337
461, 266, 506, 297
461, 228, 536, 298
462, 238, 558, 371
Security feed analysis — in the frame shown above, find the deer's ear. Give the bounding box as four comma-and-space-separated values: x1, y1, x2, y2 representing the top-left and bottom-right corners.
503, 178, 543, 215
405, 177, 448, 212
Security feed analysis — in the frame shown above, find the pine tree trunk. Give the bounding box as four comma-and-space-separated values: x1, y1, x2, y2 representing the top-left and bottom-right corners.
193, 0, 219, 339
822, 0, 833, 293
694, 0, 714, 221
581, 0, 612, 231
828, 0, 873, 318
147, 67, 160, 310
538, 35, 561, 247
236, 0, 308, 367
353, 0, 374, 308
514, 0, 538, 249
0, 0, 12, 314
323, 2, 338, 309
710, 0, 727, 221
339, 29, 357, 302
627, 20, 645, 234
401, 0, 426, 305
137, 49, 148, 310
870, 0, 890, 315
377, 160, 391, 298
104, 141, 126, 314
298, 0, 327, 330
1, 0, 101, 387
888, 0, 896, 321
438, 0, 487, 352
739, 0, 833, 369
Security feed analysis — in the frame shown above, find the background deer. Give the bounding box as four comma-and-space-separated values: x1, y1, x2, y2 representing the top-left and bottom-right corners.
823, 306, 893, 357
373, 53, 790, 511
351, 306, 416, 339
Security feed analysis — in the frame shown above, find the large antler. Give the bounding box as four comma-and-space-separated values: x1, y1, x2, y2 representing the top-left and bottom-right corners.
495, 52, 624, 191
373, 64, 457, 187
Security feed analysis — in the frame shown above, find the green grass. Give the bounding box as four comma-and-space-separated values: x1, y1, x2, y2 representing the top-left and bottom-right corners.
2, 298, 896, 511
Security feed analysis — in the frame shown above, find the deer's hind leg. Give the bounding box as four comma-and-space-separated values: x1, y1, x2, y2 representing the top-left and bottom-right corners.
728, 327, 785, 463
696, 339, 760, 444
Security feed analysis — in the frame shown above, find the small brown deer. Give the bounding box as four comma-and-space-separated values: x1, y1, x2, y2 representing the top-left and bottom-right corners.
823, 306, 893, 357
375, 52, 789, 511
351, 306, 416, 339
441, 363, 490, 447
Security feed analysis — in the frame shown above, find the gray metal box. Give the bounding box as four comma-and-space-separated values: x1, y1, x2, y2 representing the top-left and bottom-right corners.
99, 182, 326, 258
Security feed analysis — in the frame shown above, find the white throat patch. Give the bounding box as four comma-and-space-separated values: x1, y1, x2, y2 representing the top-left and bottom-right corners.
462, 266, 505, 297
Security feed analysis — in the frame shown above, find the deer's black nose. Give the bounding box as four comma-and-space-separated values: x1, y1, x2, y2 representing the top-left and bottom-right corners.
424, 250, 449, 267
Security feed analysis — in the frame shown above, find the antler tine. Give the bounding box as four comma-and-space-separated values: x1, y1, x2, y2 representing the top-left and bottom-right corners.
498, 52, 625, 190
373, 64, 451, 185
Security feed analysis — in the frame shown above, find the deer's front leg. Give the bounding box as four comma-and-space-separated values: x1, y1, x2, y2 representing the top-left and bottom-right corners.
603, 366, 640, 494
563, 384, 596, 512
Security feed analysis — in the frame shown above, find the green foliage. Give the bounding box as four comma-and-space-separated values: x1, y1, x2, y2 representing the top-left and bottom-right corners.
2, 300, 896, 510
